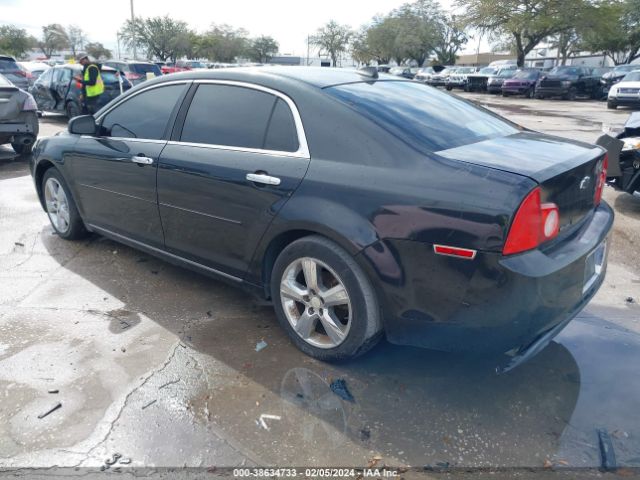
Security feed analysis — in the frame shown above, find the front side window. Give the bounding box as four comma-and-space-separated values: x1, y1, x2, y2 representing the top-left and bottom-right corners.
180, 84, 298, 152
101, 84, 187, 139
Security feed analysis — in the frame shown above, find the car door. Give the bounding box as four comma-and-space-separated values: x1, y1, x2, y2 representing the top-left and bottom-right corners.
30, 68, 55, 111
157, 81, 310, 279
67, 82, 190, 248
52, 67, 72, 111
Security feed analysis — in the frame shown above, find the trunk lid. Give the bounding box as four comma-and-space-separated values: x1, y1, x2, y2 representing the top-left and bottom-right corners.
437, 131, 606, 231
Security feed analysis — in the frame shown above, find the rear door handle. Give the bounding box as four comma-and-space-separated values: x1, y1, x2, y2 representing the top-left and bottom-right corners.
246, 173, 281, 186
132, 155, 154, 165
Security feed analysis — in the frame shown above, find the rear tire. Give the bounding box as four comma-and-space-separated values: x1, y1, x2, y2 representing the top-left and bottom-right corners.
445, 85, 453, 91
270, 235, 382, 361
41, 168, 88, 240
526, 87, 535, 99
11, 141, 32, 155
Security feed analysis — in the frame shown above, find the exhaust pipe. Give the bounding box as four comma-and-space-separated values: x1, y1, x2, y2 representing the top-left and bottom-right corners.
14, 134, 35, 146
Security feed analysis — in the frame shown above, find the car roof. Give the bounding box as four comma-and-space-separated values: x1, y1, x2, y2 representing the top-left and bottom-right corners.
144, 66, 401, 89
59, 64, 118, 72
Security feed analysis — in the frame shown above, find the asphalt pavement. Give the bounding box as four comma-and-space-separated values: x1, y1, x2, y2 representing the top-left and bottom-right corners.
0, 101, 639, 477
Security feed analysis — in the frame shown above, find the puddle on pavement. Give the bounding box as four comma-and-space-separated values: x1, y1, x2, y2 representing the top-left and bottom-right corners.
186, 309, 640, 468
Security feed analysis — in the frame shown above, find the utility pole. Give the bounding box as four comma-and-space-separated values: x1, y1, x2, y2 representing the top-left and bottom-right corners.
130, 0, 136, 60
306, 35, 310, 66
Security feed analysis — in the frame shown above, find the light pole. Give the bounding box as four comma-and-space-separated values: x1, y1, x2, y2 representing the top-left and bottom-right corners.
130, 0, 136, 60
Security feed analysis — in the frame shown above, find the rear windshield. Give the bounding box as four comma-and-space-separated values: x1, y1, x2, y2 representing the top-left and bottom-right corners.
325, 80, 519, 152
497, 69, 515, 78
130, 63, 162, 76
0, 59, 19, 71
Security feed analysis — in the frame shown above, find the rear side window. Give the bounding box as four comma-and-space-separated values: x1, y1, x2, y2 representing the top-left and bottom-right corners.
264, 99, 299, 152
180, 84, 276, 149
101, 84, 187, 139
100, 71, 120, 84
325, 81, 519, 152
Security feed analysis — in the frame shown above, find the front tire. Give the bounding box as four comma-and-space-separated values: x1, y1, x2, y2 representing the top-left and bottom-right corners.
42, 169, 87, 240
271, 235, 382, 361
607, 100, 617, 110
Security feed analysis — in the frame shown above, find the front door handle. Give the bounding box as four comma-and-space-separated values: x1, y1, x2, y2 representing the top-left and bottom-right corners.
132, 155, 154, 165
246, 173, 281, 186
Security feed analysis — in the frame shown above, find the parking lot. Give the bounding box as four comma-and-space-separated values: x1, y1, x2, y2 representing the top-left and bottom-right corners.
1, 94, 639, 475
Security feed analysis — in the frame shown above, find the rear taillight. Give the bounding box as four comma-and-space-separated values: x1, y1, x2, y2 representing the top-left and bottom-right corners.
75, 80, 83, 89
594, 154, 608, 206
503, 187, 560, 255
22, 94, 37, 111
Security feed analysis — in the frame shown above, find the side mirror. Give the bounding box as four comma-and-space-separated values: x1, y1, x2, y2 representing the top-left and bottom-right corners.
68, 115, 97, 135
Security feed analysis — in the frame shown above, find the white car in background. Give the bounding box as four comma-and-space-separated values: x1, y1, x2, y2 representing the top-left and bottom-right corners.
607, 70, 640, 109
18, 61, 51, 87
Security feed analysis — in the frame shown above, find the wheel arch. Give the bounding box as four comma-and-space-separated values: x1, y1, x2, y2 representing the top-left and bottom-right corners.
34, 159, 57, 210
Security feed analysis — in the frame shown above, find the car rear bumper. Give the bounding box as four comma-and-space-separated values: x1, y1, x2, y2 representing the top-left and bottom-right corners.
358, 202, 613, 357
0, 121, 36, 135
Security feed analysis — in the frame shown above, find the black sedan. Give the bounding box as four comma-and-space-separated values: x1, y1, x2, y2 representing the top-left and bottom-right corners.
29, 67, 612, 369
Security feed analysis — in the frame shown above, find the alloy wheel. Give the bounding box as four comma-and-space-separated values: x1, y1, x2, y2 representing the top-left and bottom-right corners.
280, 257, 352, 349
44, 177, 70, 234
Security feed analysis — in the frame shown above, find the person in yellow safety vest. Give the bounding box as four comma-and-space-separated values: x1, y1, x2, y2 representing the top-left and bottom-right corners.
77, 54, 104, 115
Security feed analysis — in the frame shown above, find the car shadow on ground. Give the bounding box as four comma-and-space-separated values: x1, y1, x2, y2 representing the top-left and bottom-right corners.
614, 190, 640, 218
33, 226, 599, 467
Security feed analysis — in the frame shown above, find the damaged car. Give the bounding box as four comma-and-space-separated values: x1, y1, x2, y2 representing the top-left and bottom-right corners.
0, 73, 39, 154
29, 67, 612, 370
597, 112, 640, 196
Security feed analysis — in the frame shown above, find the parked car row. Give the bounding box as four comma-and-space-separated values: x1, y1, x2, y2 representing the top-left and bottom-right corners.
412, 61, 640, 106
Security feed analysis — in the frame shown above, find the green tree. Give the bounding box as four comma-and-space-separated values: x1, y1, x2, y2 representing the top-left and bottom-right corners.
433, 15, 467, 65
0, 25, 32, 58
39, 23, 69, 58
393, 0, 442, 66
66, 25, 86, 57
199, 24, 250, 62
120, 16, 192, 61
457, 0, 590, 66
310, 20, 353, 67
581, 0, 640, 64
365, 16, 402, 64
85, 42, 112, 60
351, 28, 375, 65
248, 36, 279, 63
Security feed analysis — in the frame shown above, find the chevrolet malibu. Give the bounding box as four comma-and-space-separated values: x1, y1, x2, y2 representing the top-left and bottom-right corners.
30, 67, 612, 369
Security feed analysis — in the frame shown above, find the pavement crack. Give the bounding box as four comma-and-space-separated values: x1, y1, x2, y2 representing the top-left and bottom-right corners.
74, 341, 182, 466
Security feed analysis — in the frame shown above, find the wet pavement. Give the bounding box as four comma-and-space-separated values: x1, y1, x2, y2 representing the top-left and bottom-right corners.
1, 104, 640, 475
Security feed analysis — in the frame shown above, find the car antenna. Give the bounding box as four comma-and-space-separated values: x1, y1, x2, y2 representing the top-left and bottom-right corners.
357, 66, 378, 79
